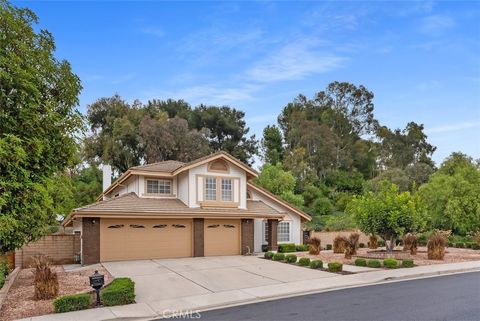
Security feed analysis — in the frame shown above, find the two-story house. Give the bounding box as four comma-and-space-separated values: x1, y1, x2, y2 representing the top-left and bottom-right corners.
62, 151, 311, 264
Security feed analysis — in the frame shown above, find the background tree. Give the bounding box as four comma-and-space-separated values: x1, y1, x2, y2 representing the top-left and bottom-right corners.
189, 105, 258, 164
419, 152, 480, 235
347, 181, 426, 251
261, 125, 284, 165
0, 1, 83, 253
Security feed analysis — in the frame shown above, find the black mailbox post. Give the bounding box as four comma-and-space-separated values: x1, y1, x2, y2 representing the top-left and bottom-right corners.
89, 270, 105, 306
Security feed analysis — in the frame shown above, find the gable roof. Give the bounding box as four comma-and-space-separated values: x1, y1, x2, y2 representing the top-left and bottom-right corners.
131, 160, 185, 172
64, 192, 284, 226
99, 151, 257, 200
247, 182, 312, 221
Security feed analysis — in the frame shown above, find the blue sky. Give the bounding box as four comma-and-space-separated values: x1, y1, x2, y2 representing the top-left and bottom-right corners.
17, 1, 480, 165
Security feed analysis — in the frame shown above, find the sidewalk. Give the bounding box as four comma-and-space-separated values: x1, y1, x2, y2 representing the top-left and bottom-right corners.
19, 260, 480, 321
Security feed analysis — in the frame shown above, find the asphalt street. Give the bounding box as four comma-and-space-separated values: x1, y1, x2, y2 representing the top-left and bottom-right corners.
169, 271, 480, 321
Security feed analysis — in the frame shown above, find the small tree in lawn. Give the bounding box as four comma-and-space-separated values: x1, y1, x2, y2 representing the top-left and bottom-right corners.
346, 181, 426, 252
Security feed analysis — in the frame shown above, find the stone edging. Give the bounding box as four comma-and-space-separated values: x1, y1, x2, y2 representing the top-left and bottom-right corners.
0, 267, 21, 311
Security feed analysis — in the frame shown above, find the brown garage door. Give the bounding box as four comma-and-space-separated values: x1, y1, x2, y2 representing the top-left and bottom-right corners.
204, 219, 240, 256
100, 218, 192, 262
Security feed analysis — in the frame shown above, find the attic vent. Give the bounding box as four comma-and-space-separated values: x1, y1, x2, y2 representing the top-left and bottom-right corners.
224, 224, 236, 228
130, 224, 145, 228
153, 224, 167, 228
172, 224, 186, 228
107, 224, 124, 229
207, 224, 220, 228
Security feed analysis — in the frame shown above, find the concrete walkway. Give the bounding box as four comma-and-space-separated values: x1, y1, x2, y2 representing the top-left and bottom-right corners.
20, 258, 480, 321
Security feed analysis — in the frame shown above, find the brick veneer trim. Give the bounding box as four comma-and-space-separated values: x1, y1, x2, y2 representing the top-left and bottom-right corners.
193, 218, 204, 257
82, 217, 100, 264
241, 219, 254, 255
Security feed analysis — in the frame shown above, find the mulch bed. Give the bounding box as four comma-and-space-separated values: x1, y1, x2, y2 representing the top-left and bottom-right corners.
0, 266, 112, 321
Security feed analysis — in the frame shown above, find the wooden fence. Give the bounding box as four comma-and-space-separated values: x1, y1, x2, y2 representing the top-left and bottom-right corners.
15, 233, 80, 268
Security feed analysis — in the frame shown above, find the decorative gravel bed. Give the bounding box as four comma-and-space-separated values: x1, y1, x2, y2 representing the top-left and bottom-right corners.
296, 246, 480, 267
0, 266, 113, 321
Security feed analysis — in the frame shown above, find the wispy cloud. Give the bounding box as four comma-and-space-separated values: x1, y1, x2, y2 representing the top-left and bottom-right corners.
420, 14, 455, 34
427, 121, 480, 134
140, 27, 165, 37
143, 83, 260, 106
247, 39, 345, 82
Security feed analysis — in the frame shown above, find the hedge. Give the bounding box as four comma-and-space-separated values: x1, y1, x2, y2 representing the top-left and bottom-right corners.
310, 260, 323, 269
383, 258, 398, 269
367, 260, 381, 268
101, 278, 135, 306
264, 252, 274, 260
326, 244, 332, 250
298, 257, 311, 266
328, 262, 343, 272
285, 254, 297, 264
295, 244, 309, 252
402, 259, 414, 268
0, 260, 8, 289
273, 253, 285, 261
278, 244, 297, 253
53, 293, 91, 313
354, 258, 367, 267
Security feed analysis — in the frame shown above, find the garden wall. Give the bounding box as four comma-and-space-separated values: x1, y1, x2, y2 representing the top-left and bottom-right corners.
15, 233, 81, 268
309, 230, 370, 247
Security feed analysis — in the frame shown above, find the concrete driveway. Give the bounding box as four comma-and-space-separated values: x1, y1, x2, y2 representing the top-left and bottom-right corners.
102, 255, 333, 306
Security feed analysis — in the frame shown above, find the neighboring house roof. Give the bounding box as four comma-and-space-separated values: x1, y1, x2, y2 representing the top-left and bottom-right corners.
247, 182, 312, 221
64, 192, 284, 226
99, 151, 258, 200
131, 160, 185, 172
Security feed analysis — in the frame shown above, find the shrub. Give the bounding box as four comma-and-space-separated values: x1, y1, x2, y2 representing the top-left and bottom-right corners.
328, 262, 343, 272
0, 259, 8, 278
428, 232, 447, 260
403, 233, 418, 255
402, 259, 414, 268
261, 244, 268, 252
296, 244, 309, 252
273, 253, 285, 261
448, 242, 454, 247
308, 237, 321, 255
285, 254, 297, 264
466, 242, 475, 249
102, 278, 135, 306
310, 260, 323, 269
298, 257, 311, 266
326, 244, 332, 250
383, 258, 398, 269
367, 260, 381, 268
378, 240, 386, 247
359, 243, 365, 248
455, 242, 465, 248
32, 255, 59, 300
368, 235, 378, 249
355, 258, 367, 267
472, 243, 480, 250
264, 252, 274, 260
344, 233, 360, 259
53, 293, 91, 313
333, 236, 347, 253
278, 243, 296, 253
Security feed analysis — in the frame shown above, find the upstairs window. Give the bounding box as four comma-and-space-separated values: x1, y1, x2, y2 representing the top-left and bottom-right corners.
221, 178, 232, 201
146, 179, 171, 195
205, 177, 217, 201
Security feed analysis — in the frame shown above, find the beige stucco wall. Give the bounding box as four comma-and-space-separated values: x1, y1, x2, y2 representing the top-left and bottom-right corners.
188, 163, 247, 209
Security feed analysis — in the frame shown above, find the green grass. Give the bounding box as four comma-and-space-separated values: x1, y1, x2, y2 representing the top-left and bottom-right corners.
101, 278, 135, 306
53, 293, 91, 313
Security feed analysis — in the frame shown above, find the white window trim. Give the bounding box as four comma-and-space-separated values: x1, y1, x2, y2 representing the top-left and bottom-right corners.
262, 220, 292, 244
144, 178, 173, 196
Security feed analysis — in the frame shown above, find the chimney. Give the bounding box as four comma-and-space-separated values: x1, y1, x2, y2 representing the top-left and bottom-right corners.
102, 164, 112, 193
